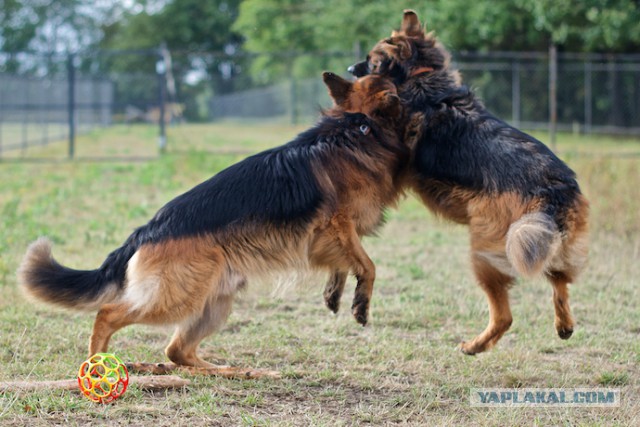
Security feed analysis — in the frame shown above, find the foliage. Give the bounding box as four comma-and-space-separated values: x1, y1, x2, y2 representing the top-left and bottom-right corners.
232, 0, 408, 81
519, 0, 640, 52
0, 0, 125, 52
2, 0, 640, 116
98, 0, 245, 120
234, 0, 640, 55
231, 0, 640, 83
0, 0, 125, 73
4, 0, 640, 58
101, 0, 242, 53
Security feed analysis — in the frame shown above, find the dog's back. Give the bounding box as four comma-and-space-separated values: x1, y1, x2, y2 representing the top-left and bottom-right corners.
413, 86, 580, 206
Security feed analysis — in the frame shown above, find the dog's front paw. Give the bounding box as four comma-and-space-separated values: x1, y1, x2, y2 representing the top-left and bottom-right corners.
351, 295, 369, 326
325, 291, 341, 314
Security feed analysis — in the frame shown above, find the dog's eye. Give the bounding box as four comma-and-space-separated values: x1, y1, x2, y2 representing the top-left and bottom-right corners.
359, 124, 370, 135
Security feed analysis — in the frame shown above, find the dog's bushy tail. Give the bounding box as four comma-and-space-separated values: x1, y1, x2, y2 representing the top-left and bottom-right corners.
506, 212, 561, 278
18, 237, 135, 311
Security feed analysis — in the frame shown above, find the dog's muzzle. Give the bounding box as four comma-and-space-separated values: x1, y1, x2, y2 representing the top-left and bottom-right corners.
348, 61, 370, 77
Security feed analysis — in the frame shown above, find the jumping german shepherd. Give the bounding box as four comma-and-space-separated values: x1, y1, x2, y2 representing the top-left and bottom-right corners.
19, 74, 408, 367
339, 10, 589, 355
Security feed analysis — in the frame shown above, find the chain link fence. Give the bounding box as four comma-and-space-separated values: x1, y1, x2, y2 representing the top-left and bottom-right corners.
209, 51, 640, 134
1, 48, 639, 158
0, 52, 118, 157
458, 51, 640, 134
0, 50, 165, 158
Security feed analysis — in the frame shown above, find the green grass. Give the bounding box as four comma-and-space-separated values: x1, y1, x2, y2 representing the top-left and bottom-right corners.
0, 123, 69, 157
1, 123, 639, 425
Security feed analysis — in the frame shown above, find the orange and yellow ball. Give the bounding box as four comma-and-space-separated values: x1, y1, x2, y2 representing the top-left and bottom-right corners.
77, 353, 129, 403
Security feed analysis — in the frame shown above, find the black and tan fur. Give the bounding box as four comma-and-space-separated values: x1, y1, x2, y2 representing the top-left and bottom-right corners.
338, 10, 589, 354
18, 74, 408, 367
321, 72, 406, 318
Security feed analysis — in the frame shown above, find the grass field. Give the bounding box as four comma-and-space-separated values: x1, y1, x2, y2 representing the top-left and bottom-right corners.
1, 123, 639, 426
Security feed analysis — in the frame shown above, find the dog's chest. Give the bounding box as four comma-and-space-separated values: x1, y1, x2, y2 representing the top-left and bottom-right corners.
338, 189, 385, 235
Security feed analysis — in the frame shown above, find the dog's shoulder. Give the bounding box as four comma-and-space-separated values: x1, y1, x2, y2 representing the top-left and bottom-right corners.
399, 71, 465, 109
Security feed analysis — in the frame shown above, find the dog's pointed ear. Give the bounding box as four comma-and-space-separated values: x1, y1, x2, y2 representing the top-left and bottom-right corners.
323, 72, 352, 106
380, 39, 412, 61
374, 90, 402, 118
401, 9, 425, 38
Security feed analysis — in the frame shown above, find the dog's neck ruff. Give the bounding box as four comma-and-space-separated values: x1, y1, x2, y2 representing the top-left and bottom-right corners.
410, 66, 434, 77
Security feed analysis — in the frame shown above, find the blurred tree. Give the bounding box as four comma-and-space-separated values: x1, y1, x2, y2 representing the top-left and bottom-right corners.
235, 0, 640, 55
232, 0, 640, 84
518, 0, 640, 52
3, 0, 638, 119
429, 1, 546, 51
0, 0, 126, 53
0, 0, 126, 73
231, 0, 320, 83
100, 0, 244, 121
102, 0, 241, 53
233, 0, 409, 82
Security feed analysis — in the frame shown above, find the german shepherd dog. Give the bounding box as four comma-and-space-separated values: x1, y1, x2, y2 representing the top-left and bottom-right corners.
19, 74, 408, 368
339, 10, 590, 355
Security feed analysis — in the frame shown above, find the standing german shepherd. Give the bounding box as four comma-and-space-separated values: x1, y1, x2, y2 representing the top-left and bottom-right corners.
18, 74, 408, 367
340, 10, 589, 355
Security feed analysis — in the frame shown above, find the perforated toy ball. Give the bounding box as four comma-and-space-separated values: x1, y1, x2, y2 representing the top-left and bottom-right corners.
77, 353, 129, 403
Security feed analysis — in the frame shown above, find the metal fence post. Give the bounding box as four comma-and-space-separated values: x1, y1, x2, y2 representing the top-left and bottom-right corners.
353, 40, 362, 66
548, 44, 558, 151
512, 60, 521, 127
584, 60, 593, 134
156, 45, 167, 153
67, 53, 76, 159
290, 78, 298, 125
608, 58, 623, 127
21, 80, 29, 154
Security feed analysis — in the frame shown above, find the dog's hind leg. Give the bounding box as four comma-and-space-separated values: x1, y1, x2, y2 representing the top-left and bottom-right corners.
89, 303, 138, 356
124, 239, 238, 367
324, 270, 348, 313
460, 255, 515, 355
545, 205, 588, 341
165, 293, 235, 368
546, 271, 574, 340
